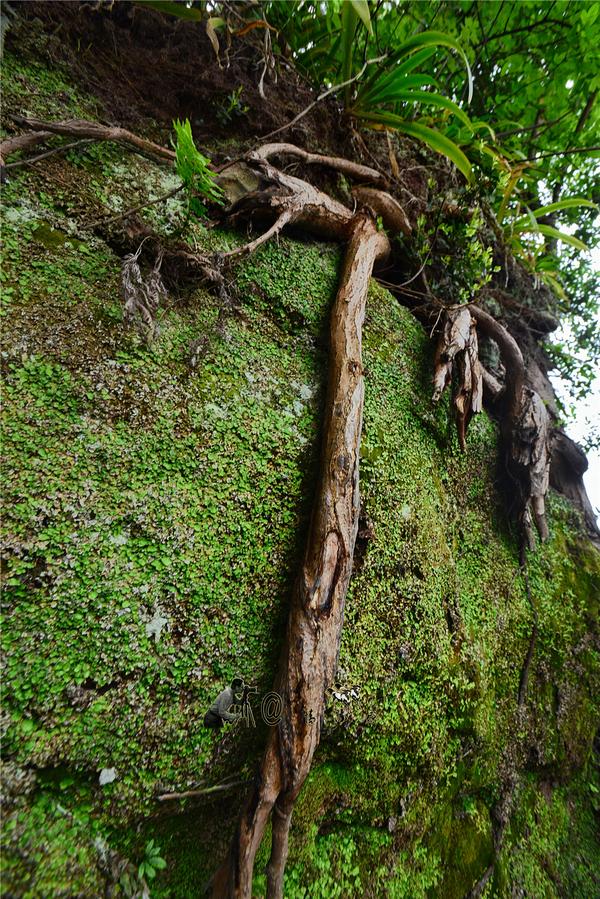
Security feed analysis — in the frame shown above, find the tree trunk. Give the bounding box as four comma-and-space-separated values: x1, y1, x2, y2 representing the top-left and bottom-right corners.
211, 211, 389, 898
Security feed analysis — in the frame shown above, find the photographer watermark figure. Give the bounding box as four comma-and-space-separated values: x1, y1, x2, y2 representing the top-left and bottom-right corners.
203, 677, 245, 729
232, 681, 258, 728
203, 678, 285, 730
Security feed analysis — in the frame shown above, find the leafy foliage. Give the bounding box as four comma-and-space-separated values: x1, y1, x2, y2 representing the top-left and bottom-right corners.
137, 840, 167, 882
172, 118, 223, 217
266, 2, 474, 180
261, 0, 599, 406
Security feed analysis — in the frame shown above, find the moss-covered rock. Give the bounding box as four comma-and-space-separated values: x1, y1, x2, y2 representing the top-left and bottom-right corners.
1, 41, 598, 899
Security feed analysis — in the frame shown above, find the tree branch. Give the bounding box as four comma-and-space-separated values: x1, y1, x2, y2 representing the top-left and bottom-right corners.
525, 145, 600, 161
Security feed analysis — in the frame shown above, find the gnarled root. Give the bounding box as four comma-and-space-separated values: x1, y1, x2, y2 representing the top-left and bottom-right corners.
254, 142, 387, 186
211, 212, 389, 898
351, 186, 412, 236
470, 306, 550, 543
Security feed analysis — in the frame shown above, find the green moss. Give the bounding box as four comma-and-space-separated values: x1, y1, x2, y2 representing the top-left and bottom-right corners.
495, 763, 600, 898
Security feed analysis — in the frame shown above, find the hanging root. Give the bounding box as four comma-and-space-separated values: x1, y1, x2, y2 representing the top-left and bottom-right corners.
121, 240, 168, 344
470, 306, 550, 544
432, 307, 483, 450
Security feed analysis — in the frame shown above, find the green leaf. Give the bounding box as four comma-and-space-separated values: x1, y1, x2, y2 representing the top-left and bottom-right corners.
172, 118, 224, 209
497, 166, 528, 224
354, 110, 473, 182
341, 2, 358, 100
349, 0, 372, 35
540, 272, 567, 300
517, 198, 597, 221
358, 73, 439, 106
386, 31, 473, 103
150, 857, 167, 870
359, 46, 438, 95
382, 89, 473, 129
514, 223, 589, 251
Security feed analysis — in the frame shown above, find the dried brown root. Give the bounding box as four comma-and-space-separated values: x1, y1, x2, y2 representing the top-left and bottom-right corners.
211, 211, 389, 898
0, 130, 54, 172
253, 142, 387, 186
432, 307, 483, 450
9, 116, 175, 163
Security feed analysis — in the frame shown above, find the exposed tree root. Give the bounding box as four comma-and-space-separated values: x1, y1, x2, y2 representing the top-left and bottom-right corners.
211, 212, 389, 898
470, 306, 524, 423
217, 152, 355, 242
469, 306, 550, 545
0, 130, 54, 173
3, 116, 576, 893
9, 116, 175, 163
351, 186, 412, 236
221, 208, 296, 260
253, 142, 388, 186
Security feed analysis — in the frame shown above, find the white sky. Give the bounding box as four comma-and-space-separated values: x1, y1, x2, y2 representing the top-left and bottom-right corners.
552, 367, 600, 524
551, 241, 600, 524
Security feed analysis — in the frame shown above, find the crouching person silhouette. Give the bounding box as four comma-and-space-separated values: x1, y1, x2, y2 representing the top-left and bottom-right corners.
203, 677, 244, 729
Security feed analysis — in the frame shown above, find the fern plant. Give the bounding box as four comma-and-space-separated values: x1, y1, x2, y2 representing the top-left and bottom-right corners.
172, 118, 224, 218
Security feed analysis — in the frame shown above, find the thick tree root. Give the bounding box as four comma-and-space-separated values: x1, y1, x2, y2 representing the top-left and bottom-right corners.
469, 306, 550, 544
2, 117, 567, 892
0, 130, 53, 174
211, 212, 389, 898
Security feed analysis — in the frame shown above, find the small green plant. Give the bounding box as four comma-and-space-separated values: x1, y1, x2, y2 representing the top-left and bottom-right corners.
172, 118, 224, 218
215, 86, 250, 126
137, 839, 167, 883
415, 206, 496, 304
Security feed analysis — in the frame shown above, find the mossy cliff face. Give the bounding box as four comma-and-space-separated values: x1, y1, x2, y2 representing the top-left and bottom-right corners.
1, 46, 599, 899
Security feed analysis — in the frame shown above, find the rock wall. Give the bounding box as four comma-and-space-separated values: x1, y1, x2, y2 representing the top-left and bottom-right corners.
1, 33, 599, 899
